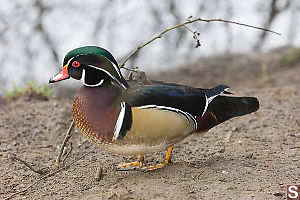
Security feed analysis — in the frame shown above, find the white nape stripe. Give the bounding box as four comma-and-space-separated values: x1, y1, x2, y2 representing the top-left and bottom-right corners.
88, 65, 127, 89
81, 69, 104, 87
112, 102, 126, 141
69, 53, 122, 78
137, 105, 197, 130
66, 55, 126, 89
110, 60, 122, 78
66, 54, 88, 65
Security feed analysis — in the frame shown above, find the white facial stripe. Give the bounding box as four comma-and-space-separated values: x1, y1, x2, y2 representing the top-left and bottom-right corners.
67, 57, 74, 65
67, 53, 121, 78
66, 53, 89, 66
83, 79, 104, 87
87, 65, 126, 89
66, 53, 126, 88
81, 69, 104, 87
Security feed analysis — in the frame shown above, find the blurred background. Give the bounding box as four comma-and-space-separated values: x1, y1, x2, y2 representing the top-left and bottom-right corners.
0, 0, 299, 93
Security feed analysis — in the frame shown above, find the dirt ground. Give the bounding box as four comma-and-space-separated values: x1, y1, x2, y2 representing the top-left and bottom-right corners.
1, 47, 300, 200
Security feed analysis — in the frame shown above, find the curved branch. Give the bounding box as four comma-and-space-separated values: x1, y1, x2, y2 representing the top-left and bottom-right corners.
119, 17, 281, 69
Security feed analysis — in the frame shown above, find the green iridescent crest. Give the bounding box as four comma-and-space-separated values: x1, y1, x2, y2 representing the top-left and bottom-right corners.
63, 46, 118, 67
62, 46, 128, 88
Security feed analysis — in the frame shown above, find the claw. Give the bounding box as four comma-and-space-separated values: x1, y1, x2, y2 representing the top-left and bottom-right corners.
116, 161, 143, 171
141, 163, 166, 171
116, 154, 144, 171
141, 145, 174, 172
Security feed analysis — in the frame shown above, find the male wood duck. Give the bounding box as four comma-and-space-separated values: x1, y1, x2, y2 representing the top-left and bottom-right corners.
49, 46, 259, 171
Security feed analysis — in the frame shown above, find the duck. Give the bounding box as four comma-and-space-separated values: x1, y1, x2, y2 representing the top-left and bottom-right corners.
49, 46, 259, 171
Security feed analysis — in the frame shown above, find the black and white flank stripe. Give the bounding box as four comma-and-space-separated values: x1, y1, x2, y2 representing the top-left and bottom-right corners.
113, 102, 132, 141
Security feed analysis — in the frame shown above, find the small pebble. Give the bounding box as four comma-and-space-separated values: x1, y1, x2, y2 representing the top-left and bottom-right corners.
273, 192, 284, 197
246, 168, 253, 174
81, 138, 88, 143
231, 127, 238, 132
219, 178, 227, 182
222, 170, 229, 175
82, 185, 89, 191
1, 147, 8, 152
292, 157, 298, 161
246, 153, 253, 159
218, 149, 225, 153
295, 133, 300, 138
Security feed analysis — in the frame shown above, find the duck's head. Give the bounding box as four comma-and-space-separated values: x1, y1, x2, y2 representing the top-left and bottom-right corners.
49, 46, 129, 89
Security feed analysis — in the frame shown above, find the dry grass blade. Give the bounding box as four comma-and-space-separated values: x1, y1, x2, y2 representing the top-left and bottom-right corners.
11, 156, 48, 175
56, 120, 75, 165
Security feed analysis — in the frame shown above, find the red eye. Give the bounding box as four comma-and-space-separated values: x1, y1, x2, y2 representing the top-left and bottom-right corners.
72, 61, 80, 68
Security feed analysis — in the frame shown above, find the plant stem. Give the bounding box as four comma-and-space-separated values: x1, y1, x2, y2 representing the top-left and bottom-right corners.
119, 17, 281, 69
56, 120, 75, 165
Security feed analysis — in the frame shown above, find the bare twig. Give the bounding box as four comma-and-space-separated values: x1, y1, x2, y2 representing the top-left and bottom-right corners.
62, 142, 73, 166
122, 66, 139, 73
11, 156, 48, 175
56, 120, 75, 165
119, 17, 281, 69
95, 166, 103, 181
4, 148, 96, 200
183, 24, 201, 48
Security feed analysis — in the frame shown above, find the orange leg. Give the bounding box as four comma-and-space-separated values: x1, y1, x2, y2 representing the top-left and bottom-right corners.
116, 154, 145, 171
141, 145, 174, 171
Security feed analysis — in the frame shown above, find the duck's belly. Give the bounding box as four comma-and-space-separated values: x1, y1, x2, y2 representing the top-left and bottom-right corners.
93, 107, 197, 155
95, 142, 171, 155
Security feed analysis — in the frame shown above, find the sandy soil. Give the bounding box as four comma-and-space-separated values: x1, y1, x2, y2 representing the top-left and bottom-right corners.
1, 47, 300, 200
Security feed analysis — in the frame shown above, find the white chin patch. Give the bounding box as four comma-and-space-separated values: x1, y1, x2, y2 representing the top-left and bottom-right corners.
81, 69, 105, 87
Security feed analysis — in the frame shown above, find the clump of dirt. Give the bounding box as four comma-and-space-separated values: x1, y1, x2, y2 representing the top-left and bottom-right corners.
1, 47, 300, 200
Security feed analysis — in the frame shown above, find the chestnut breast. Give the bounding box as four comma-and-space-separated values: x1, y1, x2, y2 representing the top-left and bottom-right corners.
72, 86, 121, 143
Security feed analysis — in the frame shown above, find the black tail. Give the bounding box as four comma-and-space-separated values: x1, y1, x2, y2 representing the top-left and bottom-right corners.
209, 96, 259, 124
